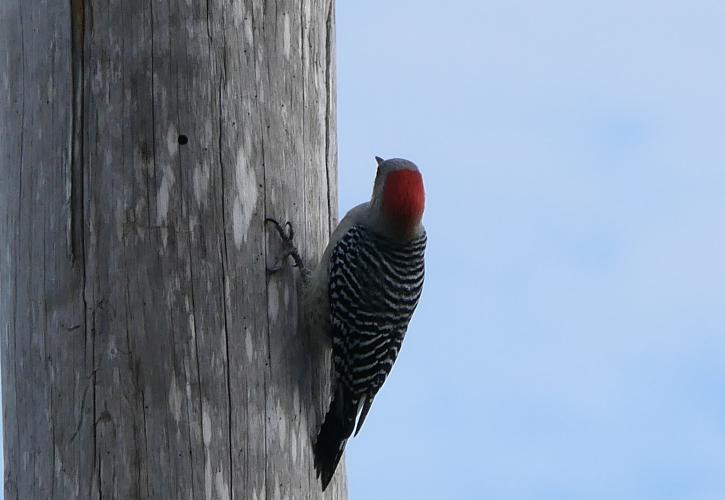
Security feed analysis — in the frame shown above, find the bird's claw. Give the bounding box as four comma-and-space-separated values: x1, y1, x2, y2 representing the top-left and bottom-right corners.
265, 218, 307, 276
265, 218, 294, 242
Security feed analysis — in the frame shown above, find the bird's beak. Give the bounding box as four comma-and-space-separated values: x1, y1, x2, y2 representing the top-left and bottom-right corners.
375, 156, 385, 166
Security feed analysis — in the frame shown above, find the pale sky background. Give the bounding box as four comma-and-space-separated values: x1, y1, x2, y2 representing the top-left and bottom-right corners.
336, 1, 725, 499
3, 1, 725, 499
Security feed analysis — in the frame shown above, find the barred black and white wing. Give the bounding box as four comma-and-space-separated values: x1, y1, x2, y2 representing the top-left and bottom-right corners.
313, 224, 426, 489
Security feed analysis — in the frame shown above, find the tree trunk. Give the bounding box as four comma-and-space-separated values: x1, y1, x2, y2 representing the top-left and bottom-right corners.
0, 0, 343, 498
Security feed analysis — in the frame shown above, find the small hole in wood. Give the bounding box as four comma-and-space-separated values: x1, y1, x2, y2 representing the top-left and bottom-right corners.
178, 135, 188, 145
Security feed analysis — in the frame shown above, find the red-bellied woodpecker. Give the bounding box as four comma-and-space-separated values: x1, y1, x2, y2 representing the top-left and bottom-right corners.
266, 156, 426, 490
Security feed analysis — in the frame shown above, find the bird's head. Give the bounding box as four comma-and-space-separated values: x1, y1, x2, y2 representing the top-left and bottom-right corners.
370, 156, 425, 238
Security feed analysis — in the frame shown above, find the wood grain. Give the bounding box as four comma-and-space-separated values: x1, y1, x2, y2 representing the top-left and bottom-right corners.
0, 0, 343, 498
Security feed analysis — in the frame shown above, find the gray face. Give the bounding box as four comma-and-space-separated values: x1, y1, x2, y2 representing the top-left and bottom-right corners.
375, 157, 420, 177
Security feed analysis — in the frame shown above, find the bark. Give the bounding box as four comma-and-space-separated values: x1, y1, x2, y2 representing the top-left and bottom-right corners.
0, 0, 343, 498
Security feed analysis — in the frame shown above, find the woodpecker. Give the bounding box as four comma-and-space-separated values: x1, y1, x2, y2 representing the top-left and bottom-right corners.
266, 156, 426, 490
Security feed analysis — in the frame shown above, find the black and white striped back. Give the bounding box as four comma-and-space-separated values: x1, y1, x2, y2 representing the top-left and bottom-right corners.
329, 224, 426, 405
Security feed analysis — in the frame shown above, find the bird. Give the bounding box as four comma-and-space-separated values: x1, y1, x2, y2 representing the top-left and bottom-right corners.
266, 156, 426, 490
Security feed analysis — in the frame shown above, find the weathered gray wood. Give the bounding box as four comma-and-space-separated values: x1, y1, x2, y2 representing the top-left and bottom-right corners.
0, 0, 344, 498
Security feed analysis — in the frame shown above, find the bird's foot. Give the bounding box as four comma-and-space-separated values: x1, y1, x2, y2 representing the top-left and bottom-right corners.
265, 218, 311, 281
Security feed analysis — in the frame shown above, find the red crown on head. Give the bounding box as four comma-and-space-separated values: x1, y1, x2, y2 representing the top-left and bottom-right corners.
382, 169, 425, 231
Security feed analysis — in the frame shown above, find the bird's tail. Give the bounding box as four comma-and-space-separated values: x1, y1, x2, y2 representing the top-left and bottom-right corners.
314, 386, 356, 491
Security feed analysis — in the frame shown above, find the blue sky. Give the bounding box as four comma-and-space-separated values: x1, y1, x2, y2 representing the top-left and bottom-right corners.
3, 2, 725, 499
337, 1, 725, 499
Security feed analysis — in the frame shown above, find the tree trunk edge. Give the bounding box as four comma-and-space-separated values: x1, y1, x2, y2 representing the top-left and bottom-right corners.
0, 0, 345, 498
